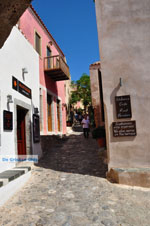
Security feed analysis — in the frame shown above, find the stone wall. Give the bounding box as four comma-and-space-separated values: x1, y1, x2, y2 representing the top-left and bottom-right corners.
40, 135, 68, 155
0, 26, 41, 172
90, 62, 101, 127
0, 0, 32, 48
90, 62, 104, 127
95, 0, 150, 169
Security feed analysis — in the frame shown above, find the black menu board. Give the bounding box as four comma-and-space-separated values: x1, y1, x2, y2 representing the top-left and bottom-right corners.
115, 95, 132, 119
33, 114, 40, 143
3, 111, 13, 131
113, 121, 137, 137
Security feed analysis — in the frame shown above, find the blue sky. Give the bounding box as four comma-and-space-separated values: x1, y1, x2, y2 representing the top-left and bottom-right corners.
32, 0, 100, 81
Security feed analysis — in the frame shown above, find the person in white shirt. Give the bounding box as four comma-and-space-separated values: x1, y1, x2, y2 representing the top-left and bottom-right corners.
81, 114, 90, 138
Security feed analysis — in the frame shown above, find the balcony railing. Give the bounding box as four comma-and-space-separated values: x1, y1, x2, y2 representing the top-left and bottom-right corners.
44, 55, 70, 81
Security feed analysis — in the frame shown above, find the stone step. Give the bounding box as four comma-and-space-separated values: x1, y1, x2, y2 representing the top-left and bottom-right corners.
0, 167, 31, 187
107, 167, 150, 188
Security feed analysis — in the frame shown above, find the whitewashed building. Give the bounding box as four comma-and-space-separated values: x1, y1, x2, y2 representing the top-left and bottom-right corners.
0, 26, 42, 173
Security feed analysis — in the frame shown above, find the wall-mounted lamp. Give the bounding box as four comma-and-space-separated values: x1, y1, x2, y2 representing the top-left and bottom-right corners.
34, 107, 39, 114
49, 41, 53, 46
22, 67, 28, 81
22, 67, 28, 74
119, 77, 123, 87
7, 95, 13, 104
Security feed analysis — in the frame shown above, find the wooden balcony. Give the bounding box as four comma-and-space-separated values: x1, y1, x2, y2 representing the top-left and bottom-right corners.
44, 55, 70, 81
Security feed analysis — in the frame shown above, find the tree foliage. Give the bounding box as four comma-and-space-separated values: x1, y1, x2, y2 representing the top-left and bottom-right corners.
70, 73, 91, 111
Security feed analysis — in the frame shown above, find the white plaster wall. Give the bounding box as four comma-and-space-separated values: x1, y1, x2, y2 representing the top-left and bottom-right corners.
0, 171, 31, 207
95, 0, 150, 169
0, 26, 42, 172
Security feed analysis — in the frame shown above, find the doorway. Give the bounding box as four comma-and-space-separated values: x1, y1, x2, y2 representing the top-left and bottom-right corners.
17, 106, 27, 155
47, 94, 53, 132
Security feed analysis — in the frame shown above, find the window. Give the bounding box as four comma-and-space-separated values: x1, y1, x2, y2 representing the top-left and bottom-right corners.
35, 32, 41, 56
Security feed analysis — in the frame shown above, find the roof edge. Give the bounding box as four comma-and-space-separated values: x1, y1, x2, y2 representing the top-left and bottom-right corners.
89, 61, 101, 69
30, 5, 65, 57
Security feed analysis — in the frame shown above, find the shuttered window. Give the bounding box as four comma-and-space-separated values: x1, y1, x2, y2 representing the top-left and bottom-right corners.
35, 32, 41, 56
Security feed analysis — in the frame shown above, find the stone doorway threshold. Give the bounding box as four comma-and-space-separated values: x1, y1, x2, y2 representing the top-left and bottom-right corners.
107, 167, 150, 188
0, 167, 31, 206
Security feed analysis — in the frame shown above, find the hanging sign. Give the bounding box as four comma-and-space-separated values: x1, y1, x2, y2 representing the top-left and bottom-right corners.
115, 95, 132, 119
12, 76, 32, 99
33, 114, 40, 143
3, 110, 13, 131
112, 120, 137, 137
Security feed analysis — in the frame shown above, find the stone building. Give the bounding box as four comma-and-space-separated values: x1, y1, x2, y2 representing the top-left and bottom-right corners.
0, 25, 41, 173
90, 61, 105, 128
90, 0, 150, 187
19, 5, 70, 136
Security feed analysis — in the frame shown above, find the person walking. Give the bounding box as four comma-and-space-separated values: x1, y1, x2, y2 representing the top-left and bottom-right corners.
81, 114, 90, 138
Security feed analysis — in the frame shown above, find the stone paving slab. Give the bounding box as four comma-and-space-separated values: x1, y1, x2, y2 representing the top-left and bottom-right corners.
15, 166, 31, 171
0, 170, 25, 182
13, 167, 31, 174
0, 130, 150, 226
0, 167, 31, 187
107, 167, 150, 187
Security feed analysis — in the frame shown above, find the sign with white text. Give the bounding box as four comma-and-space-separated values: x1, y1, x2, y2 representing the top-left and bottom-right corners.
12, 76, 32, 99
113, 121, 137, 137
115, 95, 132, 119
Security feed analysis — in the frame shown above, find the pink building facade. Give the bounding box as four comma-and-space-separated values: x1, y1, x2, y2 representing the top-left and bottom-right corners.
19, 6, 70, 135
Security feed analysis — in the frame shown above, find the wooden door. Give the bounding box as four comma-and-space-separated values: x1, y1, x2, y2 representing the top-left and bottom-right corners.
17, 107, 26, 155
57, 100, 61, 132
47, 94, 52, 131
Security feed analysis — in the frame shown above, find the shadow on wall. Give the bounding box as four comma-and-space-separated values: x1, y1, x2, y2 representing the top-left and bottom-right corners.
36, 133, 108, 178
45, 74, 58, 96
93, 105, 102, 127
110, 83, 120, 121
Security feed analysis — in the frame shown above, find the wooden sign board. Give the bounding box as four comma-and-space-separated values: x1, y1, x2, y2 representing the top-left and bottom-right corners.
33, 114, 40, 143
18, 80, 32, 99
12, 76, 32, 99
113, 121, 137, 137
115, 95, 132, 119
3, 111, 13, 131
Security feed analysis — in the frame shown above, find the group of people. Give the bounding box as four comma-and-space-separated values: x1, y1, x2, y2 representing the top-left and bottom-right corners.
74, 112, 83, 124
69, 111, 90, 138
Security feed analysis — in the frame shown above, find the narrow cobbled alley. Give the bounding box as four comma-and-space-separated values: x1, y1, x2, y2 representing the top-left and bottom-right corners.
0, 127, 150, 226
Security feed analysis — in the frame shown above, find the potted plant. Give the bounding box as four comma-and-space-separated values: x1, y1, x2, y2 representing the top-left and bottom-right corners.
92, 126, 106, 147
66, 120, 72, 127
66, 115, 73, 127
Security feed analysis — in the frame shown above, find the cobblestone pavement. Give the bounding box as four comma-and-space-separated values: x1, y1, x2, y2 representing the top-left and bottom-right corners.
0, 129, 150, 226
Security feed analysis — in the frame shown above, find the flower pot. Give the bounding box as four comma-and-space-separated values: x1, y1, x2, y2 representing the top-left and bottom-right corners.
67, 121, 72, 127
97, 138, 106, 148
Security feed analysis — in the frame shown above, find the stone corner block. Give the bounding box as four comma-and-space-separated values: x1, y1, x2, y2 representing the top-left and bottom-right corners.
107, 167, 150, 188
